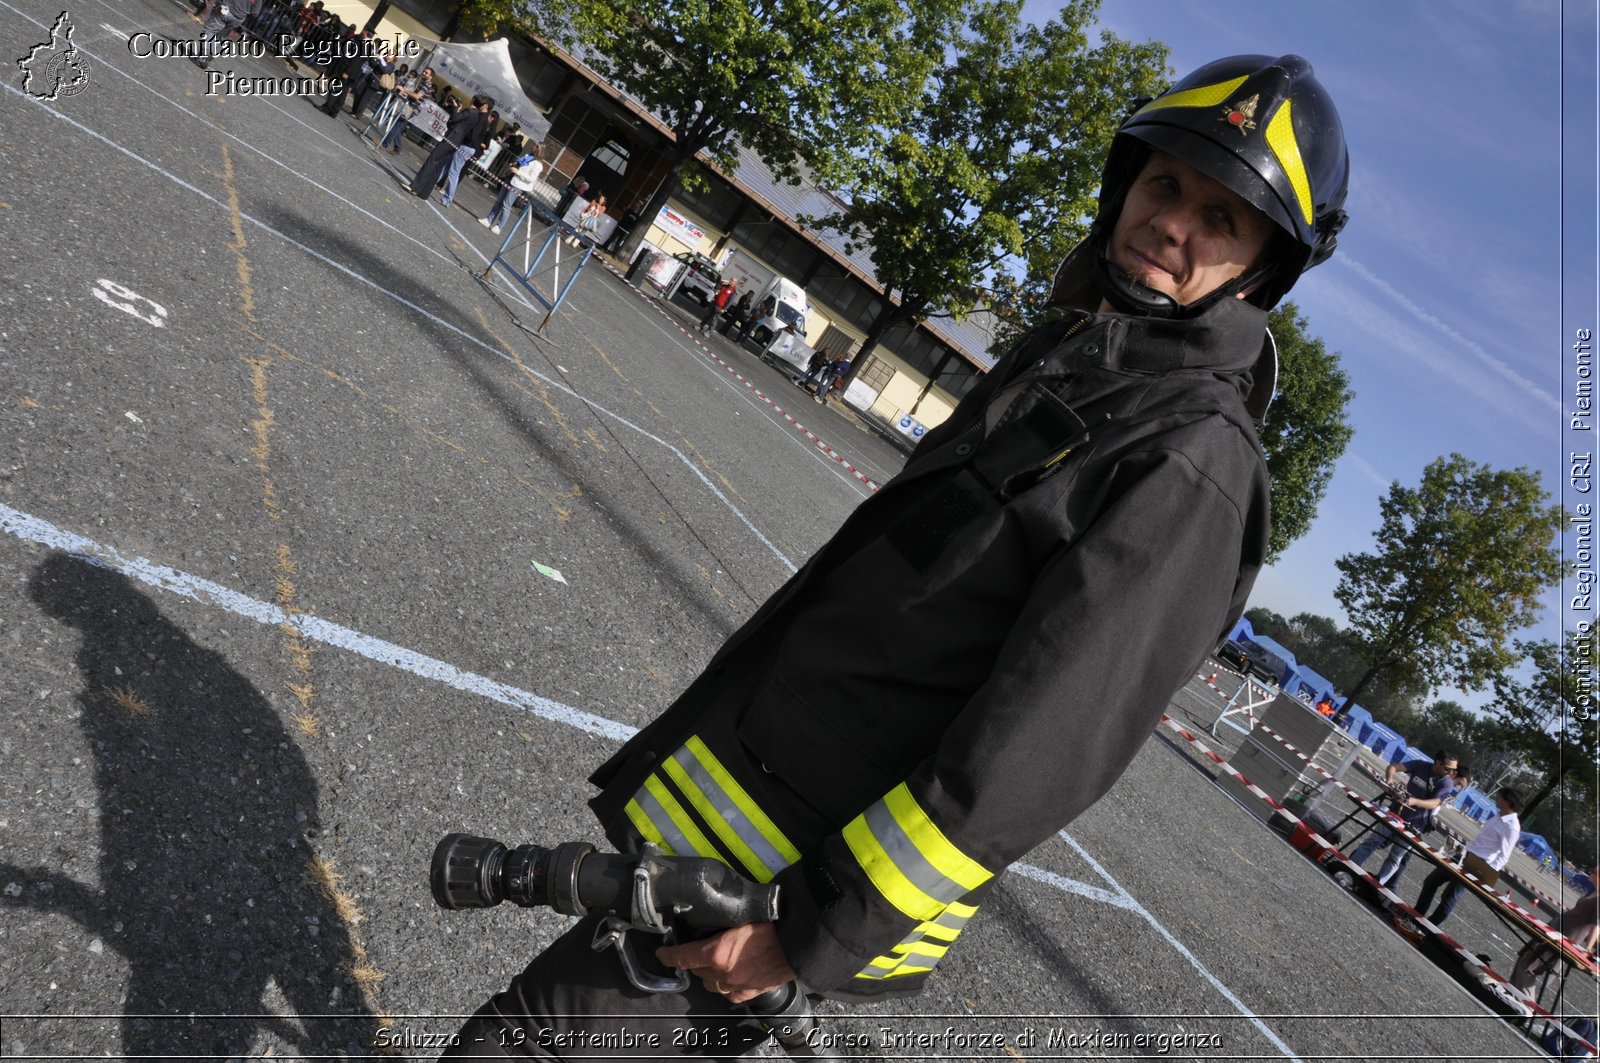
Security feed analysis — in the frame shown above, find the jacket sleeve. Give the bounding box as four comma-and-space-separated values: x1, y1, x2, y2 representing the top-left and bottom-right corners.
772, 444, 1256, 991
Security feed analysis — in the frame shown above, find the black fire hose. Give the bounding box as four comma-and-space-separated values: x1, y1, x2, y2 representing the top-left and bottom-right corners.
431, 834, 837, 1060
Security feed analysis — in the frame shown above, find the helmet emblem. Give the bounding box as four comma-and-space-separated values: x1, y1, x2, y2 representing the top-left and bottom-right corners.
1219, 93, 1260, 135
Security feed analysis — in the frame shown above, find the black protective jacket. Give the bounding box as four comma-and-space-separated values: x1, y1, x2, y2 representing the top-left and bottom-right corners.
590, 295, 1273, 999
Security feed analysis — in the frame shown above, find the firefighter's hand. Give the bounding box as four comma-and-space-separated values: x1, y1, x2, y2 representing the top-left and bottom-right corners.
656, 922, 795, 1005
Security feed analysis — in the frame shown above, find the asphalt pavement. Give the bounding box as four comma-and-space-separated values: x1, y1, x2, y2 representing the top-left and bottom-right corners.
0, 0, 1559, 1057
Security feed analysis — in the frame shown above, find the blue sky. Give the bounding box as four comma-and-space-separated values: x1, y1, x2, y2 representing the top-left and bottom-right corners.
1016, 1, 1599, 681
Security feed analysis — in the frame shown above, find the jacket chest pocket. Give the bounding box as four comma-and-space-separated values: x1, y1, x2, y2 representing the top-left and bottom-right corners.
973, 379, 1091, 501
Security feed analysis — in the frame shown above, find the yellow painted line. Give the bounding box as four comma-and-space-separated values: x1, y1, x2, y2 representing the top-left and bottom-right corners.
218, 144, 257, 323
473, 305, 585, 448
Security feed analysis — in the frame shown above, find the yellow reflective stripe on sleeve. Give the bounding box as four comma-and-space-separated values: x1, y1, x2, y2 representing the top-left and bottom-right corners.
844, 784, 990, 922
662, 739, 798, 883
1264, 98, 1313, 224
1135, 75, 1247, 117
632, 775, 720, 861
843, 814, 943, 921
882, 784, 991, 892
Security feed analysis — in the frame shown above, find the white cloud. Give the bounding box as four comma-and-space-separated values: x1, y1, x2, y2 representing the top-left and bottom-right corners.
1344, 453, 1392, 491
1328, 255, 1562, 420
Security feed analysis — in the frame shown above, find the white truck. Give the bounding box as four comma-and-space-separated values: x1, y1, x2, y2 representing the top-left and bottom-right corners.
717, 248, 810, 347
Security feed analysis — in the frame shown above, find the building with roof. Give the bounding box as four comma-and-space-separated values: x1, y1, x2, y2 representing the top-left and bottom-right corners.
321, 0, 1009, 437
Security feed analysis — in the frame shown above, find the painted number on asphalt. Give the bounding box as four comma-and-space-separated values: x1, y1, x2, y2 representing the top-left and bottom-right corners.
92, 279, 167, 328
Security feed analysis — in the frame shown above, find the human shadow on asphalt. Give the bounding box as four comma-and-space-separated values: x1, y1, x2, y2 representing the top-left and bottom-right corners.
0, 553, 378, 1058
253, 200, 753, 638
978, 879, 1152, 1041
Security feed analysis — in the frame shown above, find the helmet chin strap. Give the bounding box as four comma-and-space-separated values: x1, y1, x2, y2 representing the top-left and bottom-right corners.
1094, 251, 1274, 318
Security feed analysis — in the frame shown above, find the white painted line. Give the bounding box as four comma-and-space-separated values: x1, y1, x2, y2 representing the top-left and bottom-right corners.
5, 0, 462, 274
1006, 862, 1137, 911
588, 292, 873, 498
0, 77, 797, 575
31, 0, 883, 506
1058, 829, 1305, 1063
0, 501, 636, 742
4, 499, 1133, 923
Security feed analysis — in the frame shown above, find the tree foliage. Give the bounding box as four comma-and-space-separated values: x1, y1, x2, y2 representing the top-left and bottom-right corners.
806, 0, 1168, 373
1333, 454, 1566, 705
476, 0, 961, 262
1482, 630, 1600, 816
1257, 303, 1354, 562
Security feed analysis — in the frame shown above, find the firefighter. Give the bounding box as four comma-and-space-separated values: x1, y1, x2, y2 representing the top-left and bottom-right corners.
445, 53, 1351, 1058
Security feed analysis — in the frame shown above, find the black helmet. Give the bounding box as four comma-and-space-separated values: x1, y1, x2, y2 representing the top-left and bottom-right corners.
1055, 54, 1349, 314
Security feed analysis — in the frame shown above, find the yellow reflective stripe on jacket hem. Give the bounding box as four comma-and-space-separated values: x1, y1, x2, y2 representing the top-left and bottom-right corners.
685, 736, 802, 865
661, 740, 797, 883
639, 774, 720, 860
855, 928, 959, 980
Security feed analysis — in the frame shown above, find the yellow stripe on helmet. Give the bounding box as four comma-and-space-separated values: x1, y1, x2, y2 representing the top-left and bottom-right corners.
1134, 75, 1247, 117
1264, 98, 1314, 225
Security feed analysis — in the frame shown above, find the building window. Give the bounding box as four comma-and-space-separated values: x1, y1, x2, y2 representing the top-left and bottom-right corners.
857, 355, 894, 393
591, 134, 630, 179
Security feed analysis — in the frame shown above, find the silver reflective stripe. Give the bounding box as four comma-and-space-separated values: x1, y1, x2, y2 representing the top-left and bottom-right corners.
634, 778, 714, 859
863, 799, 971, 906
669, 747, 794, 878
891, 951, 938, 973
927, 905, 971, 939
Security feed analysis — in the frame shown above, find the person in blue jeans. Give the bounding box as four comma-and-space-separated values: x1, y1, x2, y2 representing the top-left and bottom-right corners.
1413, 788, 1522, 926
1350, 750, 1458, 888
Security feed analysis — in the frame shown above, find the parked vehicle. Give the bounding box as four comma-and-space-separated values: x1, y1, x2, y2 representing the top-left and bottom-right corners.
1215, 639, 1289, 685
672, 252, 722, 304
717, 248, 810, 346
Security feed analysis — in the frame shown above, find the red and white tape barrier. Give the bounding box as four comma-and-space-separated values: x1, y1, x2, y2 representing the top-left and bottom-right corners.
1158, 705, 1597, 1055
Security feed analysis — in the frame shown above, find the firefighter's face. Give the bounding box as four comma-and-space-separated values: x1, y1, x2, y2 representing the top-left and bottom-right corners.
1108, 151, 1274, 307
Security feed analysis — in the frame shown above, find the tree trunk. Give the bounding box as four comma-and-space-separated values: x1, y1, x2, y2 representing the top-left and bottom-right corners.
842, 292, 916, 390
1336, 661, 1391, 716
614, 148, 699, 267
363, 1, 391, 35
908, 348, 956, 417
440, 1, 465, 41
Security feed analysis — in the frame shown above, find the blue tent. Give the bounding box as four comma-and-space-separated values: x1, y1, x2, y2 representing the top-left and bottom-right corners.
1280, 662, 1336, 703
1519, 833, 1555, 865
1365, 722, 1405, 762
1454, 787, 1496, 822
1340, 704, 1374, 742
1227, 616, 1254, 643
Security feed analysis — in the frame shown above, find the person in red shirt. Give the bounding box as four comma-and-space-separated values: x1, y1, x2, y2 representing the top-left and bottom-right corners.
699, 279, 737, 334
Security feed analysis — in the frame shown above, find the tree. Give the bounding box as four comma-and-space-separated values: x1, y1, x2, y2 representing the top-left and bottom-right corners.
807, 0, 1167, 379
1257, 303, 1354, 562
1482, 630, 1600, 816
469, 0, 961, 264
1333, 454, 1566, 708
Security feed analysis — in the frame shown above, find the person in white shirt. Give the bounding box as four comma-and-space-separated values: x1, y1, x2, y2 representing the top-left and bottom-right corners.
1412, 788, 1523, 926
481, 152, 545, 235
